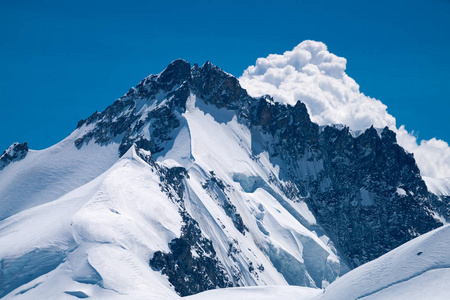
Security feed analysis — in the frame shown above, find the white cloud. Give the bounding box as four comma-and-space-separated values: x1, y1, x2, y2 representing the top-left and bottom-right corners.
239, 40, 450, 179
396, 126, 450, 179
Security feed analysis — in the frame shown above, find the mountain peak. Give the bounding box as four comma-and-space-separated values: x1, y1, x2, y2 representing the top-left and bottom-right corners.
158, 59, 191, 85
201, 60, 215, 69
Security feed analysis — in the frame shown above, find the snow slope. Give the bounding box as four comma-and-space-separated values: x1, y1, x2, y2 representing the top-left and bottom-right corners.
187, 285, 321, 300
1, 147, 182, 299
0, 91, 341, 298
188, 224, 450, 300
173, 94, 340, 287
0, 128, 119, 220
0, 131, 336, 298
319, 224, 450, 300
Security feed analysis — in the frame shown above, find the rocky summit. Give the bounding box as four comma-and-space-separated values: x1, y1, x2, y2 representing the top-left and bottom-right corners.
0, 60, 447, 299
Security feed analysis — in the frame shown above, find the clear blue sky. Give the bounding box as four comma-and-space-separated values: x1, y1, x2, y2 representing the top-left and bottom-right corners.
1, 0, 449, 151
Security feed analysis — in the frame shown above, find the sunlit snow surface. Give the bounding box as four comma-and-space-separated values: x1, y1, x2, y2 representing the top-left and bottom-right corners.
319, 224, 450, 300
1, 148, 182, 299
187, 285, 321, 300
0, 128, 119, 221
1, 86, 448, 299
190, 225, 450, 300
0, 93, 338, 299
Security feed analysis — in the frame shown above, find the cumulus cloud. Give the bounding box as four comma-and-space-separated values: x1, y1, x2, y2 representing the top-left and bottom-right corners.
239, 40, 450, 179
396, 127, 450, 179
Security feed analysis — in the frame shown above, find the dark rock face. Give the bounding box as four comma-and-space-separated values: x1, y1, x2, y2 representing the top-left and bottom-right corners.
191, 62, 249, 110
137, 149, 233, 296
310, 126, 440, 267
192, 65, 444, 268
75, 59, 191, 157
202, 171, 248, 235
245, 99, 442, 267
75, 59, 447, 276
0, 142, 28, 170
150, 213, 233, 297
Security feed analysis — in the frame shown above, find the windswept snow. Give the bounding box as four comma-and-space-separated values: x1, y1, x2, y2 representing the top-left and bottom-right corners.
360, 268, 450, 300
1, 147, 182, 299
186, 285, 321, 300
319, 224, 450, 300
188, 225, 450, 300
0, 130, 119, 220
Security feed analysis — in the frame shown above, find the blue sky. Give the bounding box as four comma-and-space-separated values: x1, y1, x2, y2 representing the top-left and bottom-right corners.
1, 0, 449, 152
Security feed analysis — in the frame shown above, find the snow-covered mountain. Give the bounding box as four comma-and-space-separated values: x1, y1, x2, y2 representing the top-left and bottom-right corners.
0, 60, 448, 299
